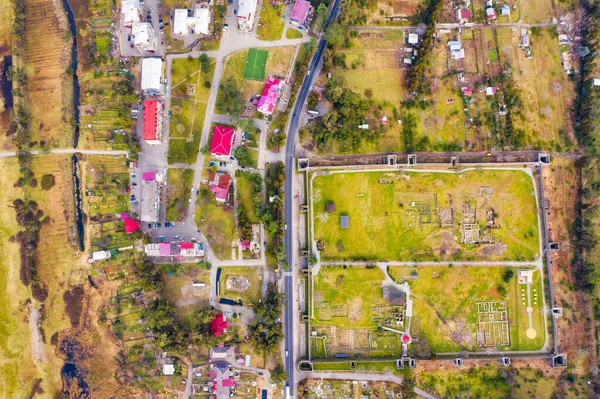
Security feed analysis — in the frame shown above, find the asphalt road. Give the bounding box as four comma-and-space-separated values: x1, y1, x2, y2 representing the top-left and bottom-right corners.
282, 0, 341, 396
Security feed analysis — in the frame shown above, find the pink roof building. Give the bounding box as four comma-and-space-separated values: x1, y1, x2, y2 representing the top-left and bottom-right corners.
210, 126, 236, 158
257, 77, 283, 115
159, 242, 171, 256
222, 378, 235, 387
290, 0, 312, 26
457, 8, 470, 22
142, 172, 156, 181
120, 213, 130, 220
240, 239, 252, 250
209, 171, 231, 203
462, 87, 473, 96
210, 314, 229, 336
124, 219, 140, 233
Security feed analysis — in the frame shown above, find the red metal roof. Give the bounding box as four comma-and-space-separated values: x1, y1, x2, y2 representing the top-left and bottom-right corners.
210, 314, 229, 337
180, 242, 193, 249
143, 100, 158, 141
124, 219, 140, 234
210, 126, 235, 157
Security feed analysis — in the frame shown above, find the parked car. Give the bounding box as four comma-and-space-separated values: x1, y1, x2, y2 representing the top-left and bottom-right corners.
234, 9, 237, 14
148, 224, 153, 229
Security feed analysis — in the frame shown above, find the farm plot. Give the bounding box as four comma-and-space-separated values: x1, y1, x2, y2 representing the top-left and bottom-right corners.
312, 169, 540, 261
22, 0, 73, 148
366, 0, 426, 24
166, 168, 194, 221
331, 30, 407, 104
218, 266, 262, 305
394, 266, 546, 353
311, 266, 404, 358
82, 155, 134, 252
496, 27, 575, 150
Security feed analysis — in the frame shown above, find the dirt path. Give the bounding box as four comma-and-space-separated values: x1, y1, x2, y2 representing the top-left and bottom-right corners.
28, 302, 48, 364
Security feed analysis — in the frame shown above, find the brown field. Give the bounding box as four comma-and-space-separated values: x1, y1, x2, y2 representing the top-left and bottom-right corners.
22, 0, 73, 148
0, 0, 12, 55
520, 0, 555, 23
367, 0, 425, 24
497, 28, 575, 149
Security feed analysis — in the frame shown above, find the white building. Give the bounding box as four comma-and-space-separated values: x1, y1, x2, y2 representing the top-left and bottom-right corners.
122, 0, 141, 27
173, 8, 211, 35
132, 22, 156, 52
141, 177, 160, 222
163, 364, 175, 375
237, 0, 258, 32
91, 251, 111, 262
141, 58, 163, 94
408, 33, 419, 45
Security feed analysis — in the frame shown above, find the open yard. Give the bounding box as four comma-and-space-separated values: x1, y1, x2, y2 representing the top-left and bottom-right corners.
312, 169, 540, 261
257, 3, 286, 41
162, 265, 211, 314
168, 56, 215, 164
166, 168, 194, 221
236, 171, 262, 223
394, 266, 546, 353
218, 266, 262, 305
195, 186, 235, 260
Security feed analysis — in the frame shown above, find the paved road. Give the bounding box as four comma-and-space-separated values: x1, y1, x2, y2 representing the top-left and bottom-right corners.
297, 372, 439, 399
0, 149, 129, 158
282, 0, 341, 396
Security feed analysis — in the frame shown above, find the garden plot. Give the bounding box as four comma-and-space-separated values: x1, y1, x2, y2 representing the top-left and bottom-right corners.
312, 169, 540, 261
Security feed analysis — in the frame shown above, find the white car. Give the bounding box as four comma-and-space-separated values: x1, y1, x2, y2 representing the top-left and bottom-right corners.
284, 224, 287, 230
285, 350, 288, 357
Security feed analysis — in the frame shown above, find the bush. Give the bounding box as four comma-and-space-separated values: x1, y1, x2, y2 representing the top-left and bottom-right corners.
41, 174, 55, 190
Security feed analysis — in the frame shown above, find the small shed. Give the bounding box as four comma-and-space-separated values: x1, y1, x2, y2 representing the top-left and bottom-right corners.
500, 5, 511, 15
486, 7, 497, 19
485, 86, 497, 96
340, 215, 349, 229
594, 79, 600, 86
408, 33, 419, 45
163, 364, 175, 375
326, 202, 335, 213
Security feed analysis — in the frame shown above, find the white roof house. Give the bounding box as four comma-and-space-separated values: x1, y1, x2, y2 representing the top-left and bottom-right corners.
448, 41, 462, 51
594, 79, 600, 86
451, 48, 465, 60
408, 33, 419, 45
163, 364, 175, 375
132, 22, 156, 52
237, 0, 258, 32
122, 0, 141, 26
92, 251, 111, 261
141, 58, 163, 93
173, 8, 211, 35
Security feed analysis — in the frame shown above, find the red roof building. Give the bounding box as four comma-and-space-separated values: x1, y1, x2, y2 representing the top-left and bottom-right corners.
462, 87, 473, 96
210, 126, 236, 158
209, 171, 231, 203
180, 242, 194, 249
124, 219, 140, 234
143, 100, 163, 144
457, 8, 470, 22
210, 314, 229, 337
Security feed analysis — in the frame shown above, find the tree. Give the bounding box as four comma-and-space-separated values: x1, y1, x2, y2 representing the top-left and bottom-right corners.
199, 54, 211, 73
234, 147, 254, 168
400, 376, 417, 398
216, 81, 243, 116
270, 363, 287, 384
313, 3, 329, 32
325, 22, 345, 48
134, 256, 163, 291
40, 174, 55, 190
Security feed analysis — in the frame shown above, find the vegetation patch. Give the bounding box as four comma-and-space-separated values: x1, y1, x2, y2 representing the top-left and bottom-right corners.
195, 186, 235, 260
166, 168, 194, 221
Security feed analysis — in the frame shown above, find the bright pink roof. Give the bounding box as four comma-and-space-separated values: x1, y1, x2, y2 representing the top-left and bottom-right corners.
460, 9, 470, 20
222, 378, 235, 387
180, 242, 193, 249
120, 213, 130, 220
210, 126, 235, 157
462, 88, 473, 96
142, 172, 156, 181
124, 219, 140, 233
143, 100, 158, 141
209, 371, 217, 378
290, 0, 311, 24
240, 239, 252, 250
159, 242, 171, 256
402, 334, 411, 343
257, 77, 281, 115
210, 185, 229, 201
210, 314, 229, 336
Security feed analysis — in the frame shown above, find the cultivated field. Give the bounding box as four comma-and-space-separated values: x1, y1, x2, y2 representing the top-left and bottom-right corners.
22, 0, 73, 148
394, 266, 546, 353
312, 169, 540, 261
0, 0, 11, 55
166, 168, 194, 221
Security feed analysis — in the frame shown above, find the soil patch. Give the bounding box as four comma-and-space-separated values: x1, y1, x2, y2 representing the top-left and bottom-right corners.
63, 286, 84, 328
25, 378, 44, 399
348, 297, 363, 322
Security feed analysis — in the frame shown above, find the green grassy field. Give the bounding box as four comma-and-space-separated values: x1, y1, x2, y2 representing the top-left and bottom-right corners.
166, 168, 194, 221
285, 27, 303, 39
313, 266, 386, 328
257, 4, 286, 41
312, 169, 539, 261
236, 171, 261, 223
418, 365, 511, 399
218, 266, 262, 305
195, 187, 235, 259
398, 266, 546, 353
243, 48, 268, 80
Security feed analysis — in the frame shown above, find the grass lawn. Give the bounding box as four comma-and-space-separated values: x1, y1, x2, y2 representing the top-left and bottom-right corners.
418, 365, 511, 399
161, 265, 211, 317
166, 169, 194, 221
285, 28, 303, 39
257, 4, 286, 41
218, 266, 262, 305
236, 171, 262, 223
195, 187, 235, 259
399, 266, 546, 353
312, 169, 539, 261
313, 266, 385, 328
